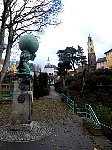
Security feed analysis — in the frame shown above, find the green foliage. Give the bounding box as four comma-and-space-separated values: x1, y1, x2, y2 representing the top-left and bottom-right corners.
62, 87, 69, 95
95, 68, 112, 76
56, 45, 87, 71
95, 105, 112, 127
0, 93, 11, 97
33, 72, 40, 98
97, 75, 111, 85
85, 74, 98, 86
83, 117, 101, 128
54, 80, 62, 93
33, 72, 50, 99
39, 72, 50, 97
95, 105, 112, 140
57, 61, 72, 76
68, 80, 81, 91
39, 72, 48, 87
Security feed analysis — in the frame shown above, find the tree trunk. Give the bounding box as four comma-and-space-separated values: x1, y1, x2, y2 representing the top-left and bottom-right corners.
0, 27, 13, 83
0, 1, 9, 59
0, 32, 5, 59
63, 76, 65, 88
0, 26, 6, 59
1, 44, 12, 83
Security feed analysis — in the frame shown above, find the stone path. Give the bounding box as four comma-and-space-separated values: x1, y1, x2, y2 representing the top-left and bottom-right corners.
0, 86, 112, 150
43, 85, 60, 100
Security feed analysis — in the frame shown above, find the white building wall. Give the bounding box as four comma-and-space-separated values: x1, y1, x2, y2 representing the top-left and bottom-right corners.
44, 67, 54, 75
96, 61, 107, 69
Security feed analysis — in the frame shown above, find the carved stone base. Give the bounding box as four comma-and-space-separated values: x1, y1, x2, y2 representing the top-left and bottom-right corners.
10, 121, 34, 131
11, 76, 33, 125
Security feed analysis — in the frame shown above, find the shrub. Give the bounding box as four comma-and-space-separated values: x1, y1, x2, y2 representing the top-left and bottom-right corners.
62, 87, 69, 95
95, 105, 112, 126
33, 72, 50, 98
97, 75, 111, 85
68, 80, 81, 91
85, 74, 98, 86
39, 72, 48, 88
83, 117, 101, 128
54, 80, 62, 92
95, 105, 112, 141
43, 86, 50, 95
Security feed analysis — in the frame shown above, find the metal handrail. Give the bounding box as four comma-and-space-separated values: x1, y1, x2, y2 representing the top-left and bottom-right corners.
61, 93, 112, 130
61, 93, 75, 113
85, 104, 112, 130
85, 104, 101, 126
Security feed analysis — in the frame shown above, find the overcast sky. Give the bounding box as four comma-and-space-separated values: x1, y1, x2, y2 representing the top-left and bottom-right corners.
33, 0, 112, 69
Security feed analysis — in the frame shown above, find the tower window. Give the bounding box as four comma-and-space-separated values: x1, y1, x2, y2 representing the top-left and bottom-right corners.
90, 48, 93, 52
89, 37, 92, 42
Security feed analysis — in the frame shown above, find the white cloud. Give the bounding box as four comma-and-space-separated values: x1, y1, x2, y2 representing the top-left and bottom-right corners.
32, 0, 112, 68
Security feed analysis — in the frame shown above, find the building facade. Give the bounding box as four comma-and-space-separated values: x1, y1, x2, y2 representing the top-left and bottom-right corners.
104, 49, 112, 68
44, 58, 58, 84
96, 57, 107, 69
96, 49, 112, 69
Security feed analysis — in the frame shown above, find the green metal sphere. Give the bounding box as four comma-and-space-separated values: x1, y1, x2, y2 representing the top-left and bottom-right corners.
19, 34, 39, 53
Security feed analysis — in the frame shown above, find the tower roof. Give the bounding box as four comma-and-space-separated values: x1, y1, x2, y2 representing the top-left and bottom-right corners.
104, 49, 112, 54
97, 57, 106, 63
88, 34, 92, 42
44, 63, 57, 69
44, 57, 57, 69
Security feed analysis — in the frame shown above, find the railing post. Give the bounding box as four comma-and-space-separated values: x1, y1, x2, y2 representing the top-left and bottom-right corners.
72, 101, 74, 113
66, 96, 68, 104
74, 103, 77, 114
85, 104, 88, 118
89, 105, 91, 119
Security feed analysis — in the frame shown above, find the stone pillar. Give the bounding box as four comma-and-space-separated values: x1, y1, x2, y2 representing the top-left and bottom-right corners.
11, 74, 33, 130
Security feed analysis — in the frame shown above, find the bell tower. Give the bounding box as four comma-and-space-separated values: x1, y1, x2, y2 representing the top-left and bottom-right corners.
87, 34, 96, 70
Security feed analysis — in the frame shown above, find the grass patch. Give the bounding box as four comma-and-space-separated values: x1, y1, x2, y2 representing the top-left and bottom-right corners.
0, 93, 12, 97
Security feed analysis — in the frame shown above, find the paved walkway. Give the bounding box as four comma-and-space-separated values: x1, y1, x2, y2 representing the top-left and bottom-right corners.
43, 85, 60, 100
0, 86, 112, 150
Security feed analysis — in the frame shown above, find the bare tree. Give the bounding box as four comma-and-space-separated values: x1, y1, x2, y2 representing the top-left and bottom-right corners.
0, 0, 63, 82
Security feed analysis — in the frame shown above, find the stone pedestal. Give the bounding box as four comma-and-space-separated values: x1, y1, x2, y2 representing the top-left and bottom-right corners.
11, 74, 33, 130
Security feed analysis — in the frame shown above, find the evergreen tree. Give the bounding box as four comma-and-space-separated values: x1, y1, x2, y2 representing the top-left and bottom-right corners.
56, 45, 87, 71
57, 61, 72, 88
33, 72, 50, 98
77, 45, 87, 69
33, 71, 40, 99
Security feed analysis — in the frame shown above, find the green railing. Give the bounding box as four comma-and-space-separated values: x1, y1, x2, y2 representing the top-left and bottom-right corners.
61, 93, 76, 113
85, 104, 101, 126
61, 93, 112, 130
85, 104, 112, 132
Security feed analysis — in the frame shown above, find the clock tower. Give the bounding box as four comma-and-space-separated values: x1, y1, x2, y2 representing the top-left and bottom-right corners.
87, 34, 96, 70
